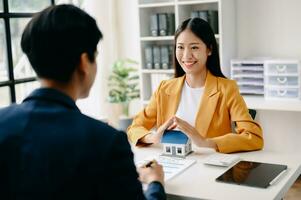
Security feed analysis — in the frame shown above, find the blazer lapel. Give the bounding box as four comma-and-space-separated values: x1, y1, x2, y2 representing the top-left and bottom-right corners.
163, 76, 185, 122
195, 72, 220, 137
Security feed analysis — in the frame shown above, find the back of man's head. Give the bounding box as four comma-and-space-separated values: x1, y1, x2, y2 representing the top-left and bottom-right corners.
21, 4, 103, 82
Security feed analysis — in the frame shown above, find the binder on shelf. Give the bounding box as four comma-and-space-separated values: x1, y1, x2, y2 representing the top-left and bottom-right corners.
159, 13, 168, 36
190, 10, 208, 21
168, 45, 173, 69
160, 46, 169, 69
198, 10, 208, 21
167, 13, 175, 36
207, 10, 218, 34
191, 11, 199, 18
153, 46, 161, 69
150, 14, 159, 36
144, 46, 153, 69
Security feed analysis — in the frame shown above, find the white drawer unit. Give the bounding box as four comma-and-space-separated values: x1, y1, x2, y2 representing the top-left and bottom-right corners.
265, 75, 299, 87
264, 60, 300, 100
265, 87, 299, 99
231, 59, 265, 95
265, 63, 299, 75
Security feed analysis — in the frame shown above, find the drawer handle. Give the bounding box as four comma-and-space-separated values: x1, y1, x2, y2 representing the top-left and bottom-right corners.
276, 77, 287, 84
277, 89, 287, 96
276, 65, 287, 72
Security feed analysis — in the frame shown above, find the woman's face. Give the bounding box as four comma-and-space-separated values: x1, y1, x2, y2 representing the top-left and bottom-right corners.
176, 29, 211, 75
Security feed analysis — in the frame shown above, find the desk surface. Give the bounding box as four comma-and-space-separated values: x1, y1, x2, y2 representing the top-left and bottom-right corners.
133, 145, 301, 200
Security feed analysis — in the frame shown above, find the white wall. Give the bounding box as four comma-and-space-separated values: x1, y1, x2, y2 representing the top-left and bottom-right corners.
77, 0, 118, 120
115, 0, 140, 61
115, 0, 142, 116
236, 0, 301, 59
256, 110, 301, 153
235, 0, 301, 153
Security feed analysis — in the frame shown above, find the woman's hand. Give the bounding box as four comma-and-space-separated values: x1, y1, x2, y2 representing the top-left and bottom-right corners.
139, 117, 175, 144
169, 116, 217, 149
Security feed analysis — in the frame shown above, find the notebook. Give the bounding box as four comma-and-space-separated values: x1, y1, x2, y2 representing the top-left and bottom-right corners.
136, 155, 196, 181
216, 160, 287, 188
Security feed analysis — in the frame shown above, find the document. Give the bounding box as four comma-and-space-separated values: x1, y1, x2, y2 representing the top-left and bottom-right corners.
137, 155, 196, 181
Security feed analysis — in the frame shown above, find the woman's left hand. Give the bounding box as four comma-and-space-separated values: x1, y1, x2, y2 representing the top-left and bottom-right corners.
168, 116, 217, 149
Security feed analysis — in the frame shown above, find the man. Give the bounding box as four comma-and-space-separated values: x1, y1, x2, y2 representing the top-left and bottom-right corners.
0, 4, 165, 200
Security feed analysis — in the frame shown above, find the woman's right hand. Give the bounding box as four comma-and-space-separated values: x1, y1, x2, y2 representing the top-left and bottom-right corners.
139, 117, 175, 144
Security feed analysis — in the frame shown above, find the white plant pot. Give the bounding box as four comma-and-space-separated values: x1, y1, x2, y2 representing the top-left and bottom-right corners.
118, 116, 133, 132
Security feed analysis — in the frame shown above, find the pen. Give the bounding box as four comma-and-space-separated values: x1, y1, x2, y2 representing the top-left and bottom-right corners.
144, 160, 154, 168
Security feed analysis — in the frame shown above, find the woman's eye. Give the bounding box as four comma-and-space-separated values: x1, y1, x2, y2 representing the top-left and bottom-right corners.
177, 46, 183, 49
192, 46, 199, 50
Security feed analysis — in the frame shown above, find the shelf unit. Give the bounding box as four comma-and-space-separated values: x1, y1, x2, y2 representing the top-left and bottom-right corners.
137, 0, 236, 105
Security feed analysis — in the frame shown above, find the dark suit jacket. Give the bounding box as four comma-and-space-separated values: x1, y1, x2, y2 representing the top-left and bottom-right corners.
0, 88, 165, 200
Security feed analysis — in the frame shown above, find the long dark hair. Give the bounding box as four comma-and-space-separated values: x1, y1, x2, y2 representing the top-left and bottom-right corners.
173, 18, 225, 78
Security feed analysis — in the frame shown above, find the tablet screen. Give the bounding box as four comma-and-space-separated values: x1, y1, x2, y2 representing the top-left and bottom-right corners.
216, 161, 287, 188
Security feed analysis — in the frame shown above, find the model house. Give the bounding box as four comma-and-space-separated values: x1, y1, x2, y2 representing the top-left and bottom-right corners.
161, 130, 192, 158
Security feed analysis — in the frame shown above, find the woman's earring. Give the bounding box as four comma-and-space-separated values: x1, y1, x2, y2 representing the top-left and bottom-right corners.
208, 52, 212, 56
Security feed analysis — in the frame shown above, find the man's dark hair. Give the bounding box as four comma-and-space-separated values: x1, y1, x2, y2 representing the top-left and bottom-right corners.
21, 4, 103, 82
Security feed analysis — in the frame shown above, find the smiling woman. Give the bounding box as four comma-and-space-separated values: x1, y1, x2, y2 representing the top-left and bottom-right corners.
175, 29, 210, 88
127, 18, 264, 154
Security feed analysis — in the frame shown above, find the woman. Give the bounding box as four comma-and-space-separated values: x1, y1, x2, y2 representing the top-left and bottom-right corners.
127, 18, 263, 153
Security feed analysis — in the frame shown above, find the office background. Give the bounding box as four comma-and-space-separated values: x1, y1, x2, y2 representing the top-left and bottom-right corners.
1, 0, 301, 152
117, 0, 301, 154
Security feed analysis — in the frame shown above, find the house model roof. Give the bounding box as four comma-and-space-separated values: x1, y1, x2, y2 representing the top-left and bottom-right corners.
161, 130, 189, 144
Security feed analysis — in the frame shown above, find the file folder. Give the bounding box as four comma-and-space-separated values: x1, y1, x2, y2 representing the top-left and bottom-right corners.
160, 46, 169, 69
167, 13, 175, 35
144, 46, 153, 69
207, 10, 218, 34
153, 46, 161, 69
150, 14, 159, 36
159, 13, 168, 36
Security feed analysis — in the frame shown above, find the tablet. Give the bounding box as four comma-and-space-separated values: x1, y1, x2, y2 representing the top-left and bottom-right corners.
216, 160, 287, 188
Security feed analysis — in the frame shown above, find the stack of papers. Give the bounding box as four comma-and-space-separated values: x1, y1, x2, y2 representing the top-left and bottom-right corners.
137, 155, 196, 181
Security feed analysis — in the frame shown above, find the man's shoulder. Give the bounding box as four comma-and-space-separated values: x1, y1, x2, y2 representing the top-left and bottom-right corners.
79, 114, 114, 131
79, 114, 129, 144
0, 104, 25, 123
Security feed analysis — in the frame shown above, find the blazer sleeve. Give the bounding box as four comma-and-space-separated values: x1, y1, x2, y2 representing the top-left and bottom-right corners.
210, 81, 264, 153
103, 131, 166, 200
127, 81, 164, 144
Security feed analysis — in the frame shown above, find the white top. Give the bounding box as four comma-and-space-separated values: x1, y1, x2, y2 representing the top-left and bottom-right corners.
175, 81, 204, 127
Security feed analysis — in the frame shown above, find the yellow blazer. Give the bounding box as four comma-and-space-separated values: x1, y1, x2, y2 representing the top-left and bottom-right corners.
127, 72, 264, 153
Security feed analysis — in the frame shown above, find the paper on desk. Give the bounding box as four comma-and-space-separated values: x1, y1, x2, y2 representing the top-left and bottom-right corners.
136, 155, 196, 181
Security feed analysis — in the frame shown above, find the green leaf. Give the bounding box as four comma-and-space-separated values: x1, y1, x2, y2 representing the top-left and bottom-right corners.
107, 58, 140, 104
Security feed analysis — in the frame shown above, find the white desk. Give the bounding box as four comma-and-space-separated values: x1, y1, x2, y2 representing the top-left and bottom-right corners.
133, 145, 301, 200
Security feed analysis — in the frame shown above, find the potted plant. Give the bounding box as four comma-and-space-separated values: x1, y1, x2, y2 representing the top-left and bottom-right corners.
108, 58, 140, 130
